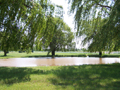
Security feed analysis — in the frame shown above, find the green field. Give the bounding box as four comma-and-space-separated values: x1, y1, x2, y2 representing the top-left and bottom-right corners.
0, 51, 120, 59
0, 64, 120, 90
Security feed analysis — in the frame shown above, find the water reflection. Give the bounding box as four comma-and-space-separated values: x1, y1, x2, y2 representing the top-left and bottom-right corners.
0, 57, 120, 67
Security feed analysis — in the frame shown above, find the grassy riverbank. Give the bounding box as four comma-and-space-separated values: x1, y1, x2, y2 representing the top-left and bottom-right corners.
0, 63, 120, 90
0, 51, 120, 59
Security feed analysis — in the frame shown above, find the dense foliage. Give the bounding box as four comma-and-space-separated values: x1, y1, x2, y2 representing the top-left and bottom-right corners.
0, 0, 51, 55
0, 0, 75, 56
69, 0, 120, 54
43, 18, 74, 56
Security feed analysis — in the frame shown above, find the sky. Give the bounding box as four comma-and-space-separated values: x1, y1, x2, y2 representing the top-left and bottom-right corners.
50, 0, 88, 49
51, 0, 74, 31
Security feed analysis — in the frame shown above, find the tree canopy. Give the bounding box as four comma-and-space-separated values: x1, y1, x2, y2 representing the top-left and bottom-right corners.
0, 0, 56, 56
69, 0, 120, 53
43, 17, 74, 56
0, 0, 75, 56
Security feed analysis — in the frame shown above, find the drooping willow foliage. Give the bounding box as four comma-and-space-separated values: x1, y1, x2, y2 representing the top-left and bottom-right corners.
43, 17, 74, 56
69, 0, 120, 52
0, 0, 75, 56
0, 0, 55, 55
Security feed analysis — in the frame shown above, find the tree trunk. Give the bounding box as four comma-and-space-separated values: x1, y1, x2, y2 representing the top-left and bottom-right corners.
52, 50, 55, 57
99, 51, 102, 56
4, 50, 7, 56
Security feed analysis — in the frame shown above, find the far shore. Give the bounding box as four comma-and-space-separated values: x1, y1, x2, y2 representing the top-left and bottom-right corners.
0, 51, 120, 59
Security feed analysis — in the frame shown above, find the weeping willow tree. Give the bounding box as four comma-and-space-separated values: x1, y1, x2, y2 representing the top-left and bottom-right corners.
0, 0, 55, 56
69, 0, 120, 55
40, 4, 74, 57
35, 4, 65, 51
77, 17, 107, 55
21, 0, 55, 52
42, 17, 74, 57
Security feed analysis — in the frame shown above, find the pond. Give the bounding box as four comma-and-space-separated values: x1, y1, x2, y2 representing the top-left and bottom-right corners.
0, 57, 120, 67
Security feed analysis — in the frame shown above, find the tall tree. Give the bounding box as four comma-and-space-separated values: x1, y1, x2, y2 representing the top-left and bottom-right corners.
0, 0, 55, 56
43, 18, 74, 57
77, 18, 108, 55
36, 4, 66, 51
69, 0, 120, 53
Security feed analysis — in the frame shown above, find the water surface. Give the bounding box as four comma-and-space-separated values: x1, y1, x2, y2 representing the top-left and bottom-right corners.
0, 57, 120, 67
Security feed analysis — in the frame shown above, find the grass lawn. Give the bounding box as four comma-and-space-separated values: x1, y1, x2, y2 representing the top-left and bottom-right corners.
0, 52, 48, 59
0, 64, 120, 90
0, 51, 120, 59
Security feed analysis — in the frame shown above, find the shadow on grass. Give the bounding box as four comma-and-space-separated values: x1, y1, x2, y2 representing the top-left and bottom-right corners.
49, 63, 120, 90
0, 67, 30, 85
0, 67, 50, 85
1, 64, 120, 89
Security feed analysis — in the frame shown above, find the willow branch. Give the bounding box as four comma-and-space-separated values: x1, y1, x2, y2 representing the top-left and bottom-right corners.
24, 4, 32, 9
97, 3, 111, 9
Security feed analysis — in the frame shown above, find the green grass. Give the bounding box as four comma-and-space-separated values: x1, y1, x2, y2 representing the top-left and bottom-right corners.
0, 52, 48, 59
0, 51, 120, 59
0, 64, 120, 90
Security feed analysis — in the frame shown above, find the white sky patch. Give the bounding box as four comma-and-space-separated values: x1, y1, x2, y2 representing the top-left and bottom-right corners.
51, 0, 75, 32
50, 0, 88, 49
